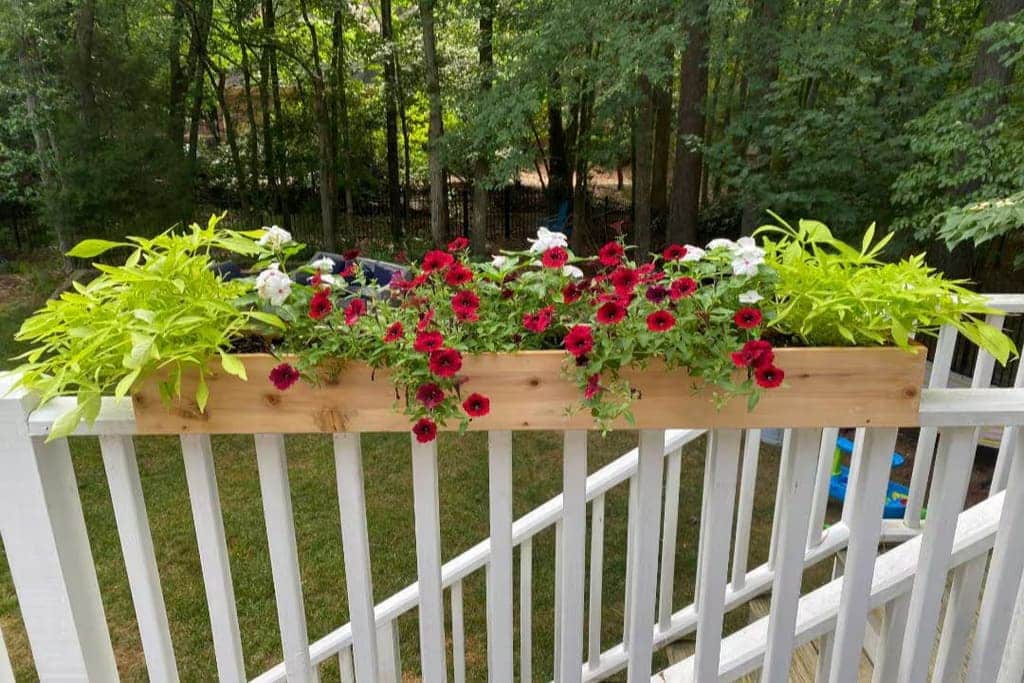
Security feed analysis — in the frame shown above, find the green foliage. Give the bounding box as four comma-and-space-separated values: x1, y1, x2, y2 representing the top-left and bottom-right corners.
12, 216, 282, 439
934, 191, 1024, 266
757, 216, 1015, 364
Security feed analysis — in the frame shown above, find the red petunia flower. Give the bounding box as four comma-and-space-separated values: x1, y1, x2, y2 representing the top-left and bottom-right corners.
455, 308, 479, 323
598, 242, 624, 267
383, 321, 404, 343
308, 289, 332, 320
755, 365, 785, 388
596, 300, 627, 325
445, 263, 474, 287
428, 348, 463, 377
734, 307, 763, 330
523, 306, 555, 333
417, 310, 435, 332
564, 325, 594, 357
731, 339, 775, 369
662, 244, 688, 261
646, 310, 676, 332
414, 330, 444, 353
645, 284, 669, 304
344, 298, 366, 326
462, 392, 490, 417
584, 374, 602, 399
451, 290, 480, 315
340, 263, 357, 278
609, 267, 640, 294
541, 247, 569, 269
269, 363, 300, 391
447, 236, 470, 252
416, 382, 445, 409
562, 282, 584, 304
422, 250, 454, 272
412, 417, 438, 443
669, 277, 698, 300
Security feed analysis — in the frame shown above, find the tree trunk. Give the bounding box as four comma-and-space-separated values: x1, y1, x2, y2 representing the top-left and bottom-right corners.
300, 0, 338, 251
74, 0, 98, 129
667, 1, 709, 245
650, 54, 673, 244
381, 0, 403, 240
471, 0, 495, 256
546, 74, 571, 211
186, 0, 214, 188
233, 4, 261, 211
419, 0, 450, 246
333, 7, 355, 234
633, 78, 655, 259
257, 31, 279, 220
971, 0, 1022, 126
168, 0, 189, 150
264, 0, 291, 228
210, 66, 250, 215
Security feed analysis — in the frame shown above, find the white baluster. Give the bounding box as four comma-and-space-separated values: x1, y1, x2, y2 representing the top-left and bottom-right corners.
254, 434, 314, 682
767, 429, 792, 569
898, 426, 976, 683
99, 434, 178, 682
0, 379, 118, 681
410, 436, 448, 682
997, 579, 1024, 683
623, 474, 637, 647
333, 433, 380, 682
808, 428, 840, 549
990, 351, 1024, 494
486, 431, 514, 680
181, 434, 245, 682
761, 428, 821, 683
588, 493, 605, 669
521, 536, 533, 683
872, 594, 910, 683
0, 624, 13, 682
657, 448, 682, 631
451, 580, 466, 683
731, 429, 761, 590
558, 430, 587, 683
694, 429, 742, 681
966, 429, 1024, 682
624, 429, 666, 682
828, 428, 898, 683
338, 646, 355, 683
376, 620, 402, 683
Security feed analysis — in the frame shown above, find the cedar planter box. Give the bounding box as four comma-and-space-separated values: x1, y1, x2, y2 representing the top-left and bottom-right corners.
131, 346, 926, 434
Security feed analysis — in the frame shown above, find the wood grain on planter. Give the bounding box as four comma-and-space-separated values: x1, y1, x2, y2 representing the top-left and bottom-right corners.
131, 347, 926, 433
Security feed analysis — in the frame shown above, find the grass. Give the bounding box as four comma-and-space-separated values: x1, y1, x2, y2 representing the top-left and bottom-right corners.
0, 257, 833, 681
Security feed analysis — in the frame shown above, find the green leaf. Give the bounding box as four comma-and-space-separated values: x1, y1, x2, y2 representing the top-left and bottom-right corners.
247, 311, 286, 329
66, 239, 130, 258
220, 353, 247, 380
196, 372, 209, 413
48, 405, 84, 441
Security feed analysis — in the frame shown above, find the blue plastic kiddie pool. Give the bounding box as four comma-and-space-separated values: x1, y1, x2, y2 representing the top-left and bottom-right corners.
828, 436, 919, 520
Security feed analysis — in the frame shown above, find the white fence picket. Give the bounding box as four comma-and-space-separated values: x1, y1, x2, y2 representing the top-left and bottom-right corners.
451, 580, 466, 683
998, 579, 1024, 683
761, 428, 822, 683
520, 536, 533, 682
588, 492, 606, 669
657, 448, 682, 631
808, 428, 840, 549
376, 621, 402, 683
731, 429, 762, 590
180, 434, 246, 683
486, 431, 514, 680
694, 429, 741, 681
99, 434, 178, 682
410, 436, 448, 683
558, 430, 588, 683
624, 429, 666, 681
338, 646, 355, 683
0, 625, 12, 683
333, 433, 380, 682
254, 434, 314, 682
872, 594, 910, 683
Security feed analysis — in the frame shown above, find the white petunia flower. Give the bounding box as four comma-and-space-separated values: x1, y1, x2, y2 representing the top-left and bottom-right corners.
682, 245, 706, 262
491, 254, 509, 269
562, 265, 584, 279
258, 225, 293, 250
528, 227, 569, 253
310, 256, 336, 274
706, 238, 736, 251
255, 263, 292, 306
731, 254, 763, 277
739, 289, 763, 304
735, 236, 758, 252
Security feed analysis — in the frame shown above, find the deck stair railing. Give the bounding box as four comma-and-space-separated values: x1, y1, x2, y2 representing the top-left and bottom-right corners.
2, 295, 1024, 682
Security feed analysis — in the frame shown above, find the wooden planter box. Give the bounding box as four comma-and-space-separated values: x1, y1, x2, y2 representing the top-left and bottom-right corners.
131, 346, 926, 434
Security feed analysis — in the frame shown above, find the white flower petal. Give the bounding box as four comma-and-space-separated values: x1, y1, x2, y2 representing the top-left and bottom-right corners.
739, 289, 763, 304
706, 238, 736, 251
681, 245, 705, 261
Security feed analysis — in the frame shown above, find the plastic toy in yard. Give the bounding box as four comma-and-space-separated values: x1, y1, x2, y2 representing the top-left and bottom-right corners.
828, 435, 923, 520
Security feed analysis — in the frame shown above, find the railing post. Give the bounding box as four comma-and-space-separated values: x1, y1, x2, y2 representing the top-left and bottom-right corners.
0, 375, 119, 680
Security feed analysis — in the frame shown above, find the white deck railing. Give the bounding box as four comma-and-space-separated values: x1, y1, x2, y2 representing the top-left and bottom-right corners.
2, 296, 1024, 682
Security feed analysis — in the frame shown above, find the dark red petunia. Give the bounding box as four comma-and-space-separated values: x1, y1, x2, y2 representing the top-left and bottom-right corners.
344, 298, 366, 326
412, 417, 438, 443
598, 242, 625, 267
596, 300, 627, 325
462, 392, 490, 417
734, 307, 763, 330
269, 363, 301, 391
340, 263, 357, 278
414, 330, 444, 353
584, 374, 602, 399
455, 307, 479, 323
523, 306, 554, 333
645, 285, 669, 304
343, 248, 361, 260
310, 272, 324, 287
562, 282, 584, 304
445, 263, 474, 287
428, 348, 463, 377
447, 236, 470, 252
541, 246, 569, 269
646, 310, 676, 332
662, 244, 688, 261
416, 382, 446, 409
564, 325, 594, 357
755, 365, 785, 388
384, 321, 404, 343
308, 289, 333, 320
731, 339, 775, 369
451, 290, 480, 315
609, 267, 640, 294
669, 277, 698, 300
417, 310, 435, 332
422, 250, 454, 272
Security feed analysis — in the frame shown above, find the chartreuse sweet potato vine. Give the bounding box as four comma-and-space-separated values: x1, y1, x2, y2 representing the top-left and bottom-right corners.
756, 216, 1016, 364
12, 215, 283, 439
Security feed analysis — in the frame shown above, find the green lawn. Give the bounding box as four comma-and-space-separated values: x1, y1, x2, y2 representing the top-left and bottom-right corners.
0, 263, 825, 681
